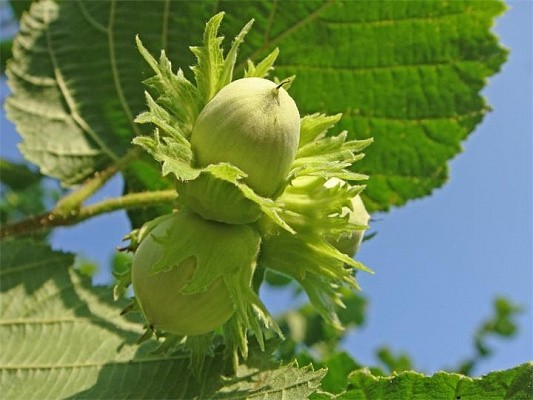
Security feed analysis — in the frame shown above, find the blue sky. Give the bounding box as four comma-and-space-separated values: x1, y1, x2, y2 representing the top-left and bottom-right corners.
1, 0, 531, 377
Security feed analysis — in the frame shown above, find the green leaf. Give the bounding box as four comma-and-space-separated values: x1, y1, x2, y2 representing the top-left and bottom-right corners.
0, 238, 327, 399
1, 1, 31, 75
214, 362, 326, 399
253, 0, 508, 212
190, 12, 226, 104
457, 296, 523, 376
0, 158, 41, 190
6, 1, 122, 184
218, 17, 254, 89
135, 35, 202, 136
122, 155, 174, 229
0, 238, 142, 398
275, 290, 367, 363
9, 0, 33, 20
337, 363, 533, 400
1, 39, 13, 75
6, 0, 206, 185
5, 0, 506, 211
376, 347, 413, 374
0, 159, 52, 228
317, 352, 361, 394
194, 0, 507, 211
244, 47, 280, 78
299, 113, 343, 147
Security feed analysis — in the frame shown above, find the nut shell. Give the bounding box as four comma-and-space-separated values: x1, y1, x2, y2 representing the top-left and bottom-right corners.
191, 77, 300, 197
132, 215, 234, 335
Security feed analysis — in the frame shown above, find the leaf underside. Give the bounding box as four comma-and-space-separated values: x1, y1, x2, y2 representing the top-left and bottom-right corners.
0, 238, 326, 399
5, 0, 506, 212
0, 237, 529, 399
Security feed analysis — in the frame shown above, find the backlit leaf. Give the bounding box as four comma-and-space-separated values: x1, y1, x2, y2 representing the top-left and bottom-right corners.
0, 238, 326, 399
5, 0, 506, 211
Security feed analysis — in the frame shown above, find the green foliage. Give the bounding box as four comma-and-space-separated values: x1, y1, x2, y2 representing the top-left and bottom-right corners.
337, 363, 533, 400
0, 238, 326, 399
122, 155, 175, 229
0, 158, 58, 233
1, 39, 13, 75
0, 158, 41, 190
375, 347, 414, 374
0, 1, 32, 74
8, 0, 33, 20
4, 0, 507, 211
1, 1, 526, 398
0, 159, 43, 225
457, 297, 523, 375
2, 239, 526, 398
130, 14, 375, 366
275, 288, 367, 362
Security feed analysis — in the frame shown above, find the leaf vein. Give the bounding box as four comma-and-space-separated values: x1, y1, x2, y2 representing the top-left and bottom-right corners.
107, 0, 141, 138
6, 98, 68, 121
43, 2, 119, 162
76, 0, 107, 34
237, 0, 335, 70
344, 109, 484, 123
276, 59, 479, 74
0, 355, 190, 371
0, 255, 72, 276
319, 9, 467, 27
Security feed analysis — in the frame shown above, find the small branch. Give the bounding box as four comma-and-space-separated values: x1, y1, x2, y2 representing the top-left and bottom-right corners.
0, 190, 178, 239
53, 148, 141, 216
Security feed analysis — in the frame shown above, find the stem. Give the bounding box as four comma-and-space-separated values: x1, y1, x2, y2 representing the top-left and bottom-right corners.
276, 79, 291, 90
0, 190, 178, 239
53, 148, 141, 216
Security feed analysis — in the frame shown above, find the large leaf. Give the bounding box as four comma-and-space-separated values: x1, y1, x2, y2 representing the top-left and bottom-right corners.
336, 363, 533, 400
5, 0, 506, 211
0, 238, 326, 399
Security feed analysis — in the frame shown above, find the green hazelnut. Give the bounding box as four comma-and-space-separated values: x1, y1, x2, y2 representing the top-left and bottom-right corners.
331, 194, 370, 257
325, 178, 370, 257
132, 214, 234, 336
190, 77, 300, 198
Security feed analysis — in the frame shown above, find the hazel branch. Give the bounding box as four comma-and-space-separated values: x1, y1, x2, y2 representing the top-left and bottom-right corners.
0, 190, 178, 239
53, 148, 141, 216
